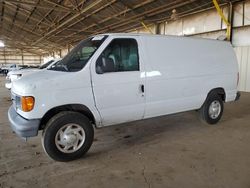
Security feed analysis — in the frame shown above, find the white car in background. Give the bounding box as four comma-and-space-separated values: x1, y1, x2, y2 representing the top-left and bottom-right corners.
5, 59, 61, 89
1, 64, 21, 75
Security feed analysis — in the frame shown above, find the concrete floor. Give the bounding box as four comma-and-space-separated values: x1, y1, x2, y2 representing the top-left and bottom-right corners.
0, 76, 250, 188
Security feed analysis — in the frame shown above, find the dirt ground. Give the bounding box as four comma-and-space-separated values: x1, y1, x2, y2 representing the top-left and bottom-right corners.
0, 75, 250, 188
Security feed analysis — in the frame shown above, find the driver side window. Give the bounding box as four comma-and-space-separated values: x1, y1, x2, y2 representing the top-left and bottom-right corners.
96, 38, 139, 74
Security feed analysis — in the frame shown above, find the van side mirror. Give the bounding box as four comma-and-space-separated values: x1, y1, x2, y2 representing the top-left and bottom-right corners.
96, 56, 115, 74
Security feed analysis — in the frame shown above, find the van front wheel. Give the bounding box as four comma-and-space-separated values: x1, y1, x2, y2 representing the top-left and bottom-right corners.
42, 112, 94, 162
199, 93, 224, 124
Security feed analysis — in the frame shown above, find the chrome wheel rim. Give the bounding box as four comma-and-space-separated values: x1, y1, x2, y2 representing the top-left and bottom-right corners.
208, 100, 221, 119
55, 124, 85, 153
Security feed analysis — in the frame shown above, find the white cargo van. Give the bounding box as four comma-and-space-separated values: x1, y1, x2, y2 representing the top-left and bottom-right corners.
8, 33, 240, 161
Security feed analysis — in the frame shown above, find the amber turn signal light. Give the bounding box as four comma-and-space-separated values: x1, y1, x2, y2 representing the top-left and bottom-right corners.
21, 96, 35, 112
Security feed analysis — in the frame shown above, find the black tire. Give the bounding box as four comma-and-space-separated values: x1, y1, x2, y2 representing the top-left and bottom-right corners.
42, 111, 94, 162
199, 92, 224, 124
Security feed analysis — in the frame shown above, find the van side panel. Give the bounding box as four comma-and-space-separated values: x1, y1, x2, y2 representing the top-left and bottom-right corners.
12, 68, 102, 126
142, 35, 238, 118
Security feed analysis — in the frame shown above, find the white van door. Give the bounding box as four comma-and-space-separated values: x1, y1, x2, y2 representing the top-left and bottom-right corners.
91, 37, 145, 126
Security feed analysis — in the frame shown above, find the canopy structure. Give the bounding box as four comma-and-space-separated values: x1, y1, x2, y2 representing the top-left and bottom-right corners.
0, 0, 234, 55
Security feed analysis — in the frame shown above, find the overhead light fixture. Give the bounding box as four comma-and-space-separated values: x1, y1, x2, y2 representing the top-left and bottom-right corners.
0, 40, 5, 47
170, 9, 179, 20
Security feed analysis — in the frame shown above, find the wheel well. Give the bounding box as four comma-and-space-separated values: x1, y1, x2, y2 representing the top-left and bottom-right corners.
39, 104, 96, 130
208, 88, 226, 102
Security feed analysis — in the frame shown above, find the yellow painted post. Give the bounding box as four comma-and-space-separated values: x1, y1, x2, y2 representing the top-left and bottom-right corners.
141, 21, 154, 34
212, 0, 231, 40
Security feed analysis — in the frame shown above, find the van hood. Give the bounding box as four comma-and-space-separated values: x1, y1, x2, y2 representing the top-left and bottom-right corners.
12, 70, 78, 95
8, 68, 39, 76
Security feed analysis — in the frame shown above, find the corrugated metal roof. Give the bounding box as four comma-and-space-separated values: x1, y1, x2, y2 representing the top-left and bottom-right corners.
0, 0, 235, 54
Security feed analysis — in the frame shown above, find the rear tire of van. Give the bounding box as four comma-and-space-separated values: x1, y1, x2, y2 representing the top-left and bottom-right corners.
199, 92, 224, 124
42, 111, 94, 162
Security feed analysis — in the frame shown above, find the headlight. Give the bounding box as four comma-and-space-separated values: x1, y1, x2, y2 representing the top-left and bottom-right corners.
15, 95, 21, 109
13, 93, 35, 112
21, 96, 35, 112
11, 74, 22, 81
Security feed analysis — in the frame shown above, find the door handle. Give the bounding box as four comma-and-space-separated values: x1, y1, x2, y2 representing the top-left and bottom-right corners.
140, 84, 144, 93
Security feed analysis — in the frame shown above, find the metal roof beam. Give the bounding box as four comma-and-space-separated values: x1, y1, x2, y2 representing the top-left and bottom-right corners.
55, 0, 156, 43
4, 2, 51, 26
51, 0, 116, 37
31, 0, 103, 45
65, 0, 196, 44
6, 0, 75, 12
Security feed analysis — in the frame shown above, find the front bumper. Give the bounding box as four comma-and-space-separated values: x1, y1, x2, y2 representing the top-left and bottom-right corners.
235, 91, 241, 101
8, 105, 40, 138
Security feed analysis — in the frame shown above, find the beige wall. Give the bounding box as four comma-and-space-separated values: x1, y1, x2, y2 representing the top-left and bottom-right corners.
0, 48, 42, 66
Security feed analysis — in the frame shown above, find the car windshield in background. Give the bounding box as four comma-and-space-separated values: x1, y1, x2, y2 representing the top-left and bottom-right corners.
39, 60, 54, 69
48, 36, 107, 72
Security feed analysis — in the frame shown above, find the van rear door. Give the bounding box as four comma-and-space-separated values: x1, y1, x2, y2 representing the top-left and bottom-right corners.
90, 37, 145, 126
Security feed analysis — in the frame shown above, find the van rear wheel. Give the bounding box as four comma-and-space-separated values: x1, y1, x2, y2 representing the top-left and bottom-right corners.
199, 92, 224, 124
42, 111, 94, 162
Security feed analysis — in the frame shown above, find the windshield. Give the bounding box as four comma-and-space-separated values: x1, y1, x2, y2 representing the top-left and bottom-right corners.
48, 36, 107, 72
48, 59, 61, 69
39, 60, 54, 69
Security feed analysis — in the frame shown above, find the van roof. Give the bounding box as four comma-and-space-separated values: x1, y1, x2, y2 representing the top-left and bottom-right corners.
96, 33, 229, 43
